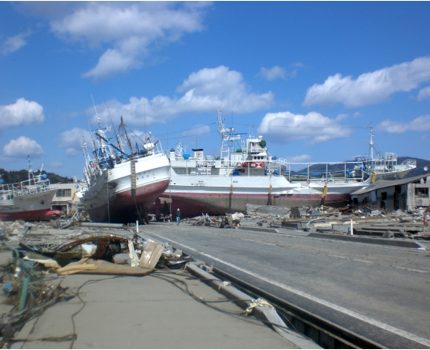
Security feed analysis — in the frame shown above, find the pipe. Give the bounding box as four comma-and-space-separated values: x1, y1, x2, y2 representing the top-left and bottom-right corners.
186, 262, 319, 348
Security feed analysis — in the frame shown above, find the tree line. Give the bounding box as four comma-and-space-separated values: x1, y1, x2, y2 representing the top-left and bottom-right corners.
0, 168, 73, 184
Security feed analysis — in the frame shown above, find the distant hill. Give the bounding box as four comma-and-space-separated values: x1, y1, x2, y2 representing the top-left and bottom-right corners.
0, 168, 74, 184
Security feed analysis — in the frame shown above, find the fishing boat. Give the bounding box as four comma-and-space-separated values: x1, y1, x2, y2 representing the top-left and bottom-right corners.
0, 169, 60, 221
352, 128, 417, 181
82, 118, 170, 223
155, 115, 369, 217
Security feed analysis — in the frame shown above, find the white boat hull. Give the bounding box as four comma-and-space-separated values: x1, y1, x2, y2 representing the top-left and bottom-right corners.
154, 172, 366, 217
0, 189, 59, 221
83, 153, 170, 222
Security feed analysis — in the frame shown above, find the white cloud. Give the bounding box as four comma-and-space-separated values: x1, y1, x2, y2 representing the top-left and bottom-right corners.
377, 120, 407, 134
177, 66, 273, 113
60, 127, 92, 156
259, 66, 286, 81
84, 48, 136, 78
51, 2, 209, 79
304, 56, 430, 107
127, 129, 157, 149
3, 136, 43, 158
258, 111, 351, 143
378, 115, 430, 134
418, 86, 430, 101
181, 124, 211, 137
92, 66, 274, 125
1, 31, 30, 55
411, 115, 430, 130
50, 161, 64, 170
284, 154, 312, 162
0, 98, 44, 129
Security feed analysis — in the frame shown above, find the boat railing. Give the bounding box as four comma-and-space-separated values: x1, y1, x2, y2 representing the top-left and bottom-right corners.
0, 176, 52, 198
274, 160, 366, 182
177, 156, 367, 182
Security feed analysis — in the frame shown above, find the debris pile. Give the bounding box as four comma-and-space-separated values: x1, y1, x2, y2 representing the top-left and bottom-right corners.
245, 204, 430, 239
0, 244, 72, 346
179, 204, 430, 240
0, 220, 190, 346
187, 212, 245, 229
0, 220, 29, 242
189, 213, 215, 226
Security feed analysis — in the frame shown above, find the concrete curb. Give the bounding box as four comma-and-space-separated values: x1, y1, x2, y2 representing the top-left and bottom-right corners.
239, 226, 280, 233
308, 233, 426, 249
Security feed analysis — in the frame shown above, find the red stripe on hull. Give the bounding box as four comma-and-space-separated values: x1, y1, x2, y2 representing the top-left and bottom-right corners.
155, 191, 349, 217
87, 179, 170, 223
0, 209, 61, 221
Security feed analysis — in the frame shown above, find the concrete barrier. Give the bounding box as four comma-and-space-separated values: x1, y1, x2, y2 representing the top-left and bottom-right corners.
308, 232, 426, 249
239, 226, 280, 233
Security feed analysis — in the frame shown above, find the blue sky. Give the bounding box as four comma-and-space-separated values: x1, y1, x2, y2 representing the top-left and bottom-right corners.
1, 1, 430, 178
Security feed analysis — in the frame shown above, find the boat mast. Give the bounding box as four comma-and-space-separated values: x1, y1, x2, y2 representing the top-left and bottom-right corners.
368, 127, 375, 161
119, 116, 134, 154
217, 111, 240, 163
27, 155, 32, 183
113, 122, 124, 155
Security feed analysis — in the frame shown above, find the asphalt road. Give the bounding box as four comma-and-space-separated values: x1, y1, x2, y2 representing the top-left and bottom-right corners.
142, 222, 430, 348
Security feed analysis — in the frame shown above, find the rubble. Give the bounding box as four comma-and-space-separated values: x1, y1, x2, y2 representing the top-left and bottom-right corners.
0, 201, 428, 345
0, 220, 28, 242
188, 213, 215, 226
0, 220, 192, 346
177, 203, 430, 240
244, 204, 430, 239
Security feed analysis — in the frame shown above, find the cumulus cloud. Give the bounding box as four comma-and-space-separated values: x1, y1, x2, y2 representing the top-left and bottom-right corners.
0, 98, 44, 129
85, 49, 137, 78
3, 136, 43, 158
1, 31, 30, 55
258, 111, 351, 143
378, 115, 430, 134
418, 86, 430, 101
50, 2, 209, 78
304, 56, 430, 107
60, 127, 92, 156
259, 66, 286, 81
92, 66, 274, 125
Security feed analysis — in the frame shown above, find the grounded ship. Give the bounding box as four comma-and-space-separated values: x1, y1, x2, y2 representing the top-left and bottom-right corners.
82, 118, 170, 223
155, 116, 370, 217
0, 170, 60, 221
353, 128, 417, 181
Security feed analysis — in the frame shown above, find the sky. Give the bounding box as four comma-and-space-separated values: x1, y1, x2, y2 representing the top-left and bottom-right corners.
1, 1, 430, 179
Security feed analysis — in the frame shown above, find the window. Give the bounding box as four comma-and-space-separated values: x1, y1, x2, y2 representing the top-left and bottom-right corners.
415, 187, 429, 198
56, 189, 72, 197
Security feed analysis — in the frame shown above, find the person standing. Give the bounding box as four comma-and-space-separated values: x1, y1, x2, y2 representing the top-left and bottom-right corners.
176, 208, 181, 225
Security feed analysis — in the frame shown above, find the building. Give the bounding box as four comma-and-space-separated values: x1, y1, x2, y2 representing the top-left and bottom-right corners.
351, 174, 430, 211
50, 182, 86, 216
